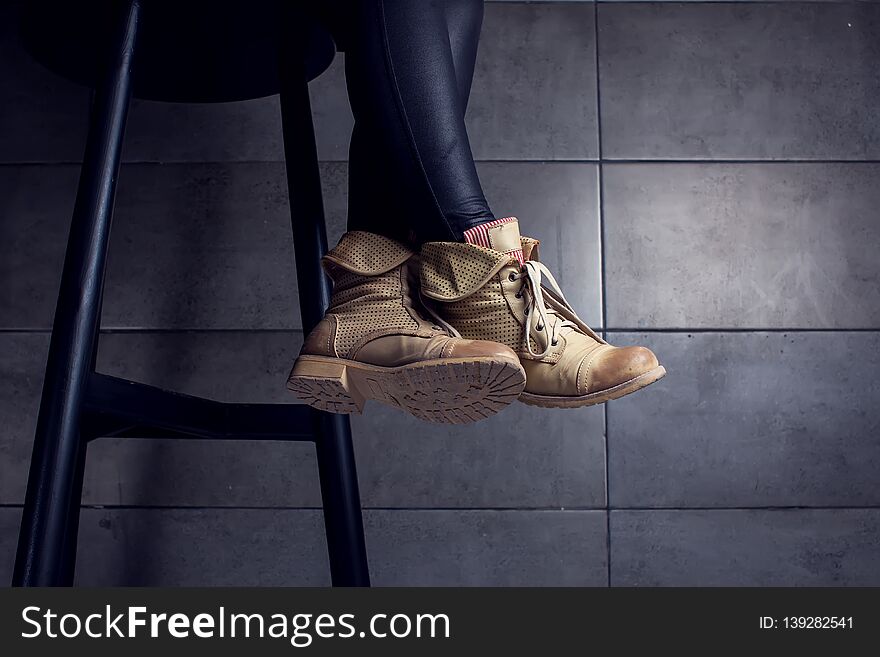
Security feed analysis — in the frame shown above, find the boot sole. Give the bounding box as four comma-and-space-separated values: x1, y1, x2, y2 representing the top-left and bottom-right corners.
287, 355, 527, 424
519, 365, 667, 409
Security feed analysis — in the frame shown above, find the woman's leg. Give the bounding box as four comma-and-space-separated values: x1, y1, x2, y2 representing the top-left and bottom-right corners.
289, 1, 531, 424
296, 1, 665, 416
343, 0, 494, 244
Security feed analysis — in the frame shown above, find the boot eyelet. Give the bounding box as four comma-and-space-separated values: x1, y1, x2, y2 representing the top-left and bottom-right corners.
515, 292, 522, 299
536, 324, 544, 332
551, 340, 559, 346
431, 325, 442, 331
508, 272, 517, 282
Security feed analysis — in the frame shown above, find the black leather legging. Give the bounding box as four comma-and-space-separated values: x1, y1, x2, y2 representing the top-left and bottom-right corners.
318, 0, 495, 244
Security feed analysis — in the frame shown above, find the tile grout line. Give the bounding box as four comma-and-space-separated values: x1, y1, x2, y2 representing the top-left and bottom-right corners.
593, 0, 612, 589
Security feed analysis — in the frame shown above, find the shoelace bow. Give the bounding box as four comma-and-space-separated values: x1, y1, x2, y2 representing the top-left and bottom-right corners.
514, 261, 581, 358
419, 260, 592, 358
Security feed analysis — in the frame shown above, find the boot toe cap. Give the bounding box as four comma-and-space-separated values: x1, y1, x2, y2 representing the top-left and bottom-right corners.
587, 345, 660, 392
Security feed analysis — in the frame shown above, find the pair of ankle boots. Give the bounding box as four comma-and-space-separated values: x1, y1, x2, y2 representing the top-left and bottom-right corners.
287, 219, 665, 424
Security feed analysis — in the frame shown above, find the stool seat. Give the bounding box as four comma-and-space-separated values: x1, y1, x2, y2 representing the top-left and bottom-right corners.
20, 0, 336, 103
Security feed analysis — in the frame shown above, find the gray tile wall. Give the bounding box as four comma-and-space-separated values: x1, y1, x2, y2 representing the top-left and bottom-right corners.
1, 1, 878, 586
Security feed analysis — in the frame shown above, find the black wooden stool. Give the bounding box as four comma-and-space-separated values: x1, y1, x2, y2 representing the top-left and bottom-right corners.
13, 0, 370, 587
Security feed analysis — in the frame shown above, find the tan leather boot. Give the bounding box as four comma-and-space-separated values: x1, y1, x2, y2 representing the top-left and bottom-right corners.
287, 231, 526, 423
420, 219, 665, 408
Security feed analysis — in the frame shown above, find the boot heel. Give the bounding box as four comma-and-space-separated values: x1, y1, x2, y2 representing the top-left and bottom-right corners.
287, 358, 366, 414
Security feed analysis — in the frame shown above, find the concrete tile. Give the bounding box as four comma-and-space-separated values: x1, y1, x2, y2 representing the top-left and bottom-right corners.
0, 331, 322, 507
124, 97, 285, 163
0, 166, 78, 329
2, 161, 598, 330
0, 508, 22, 585
123, 57, 352, 163
354, 402, 605, 509
607, 331, 880, 508
96, 324, 603, 510
599, 3, 880, 159
603, 163, 880, 329
100, 162, 345, 330
74, 508, 330, 586
0, 333, 49, 506
310, 57, 355, 162
479, 163, 602, 327
0, 163, 348, 331
468, 2, 598, 160
7, 508, 605, 586
3, 3, 598, 163
3, 329, 603, 510
611, 509, 880, 586
367, 510, 608, 586
9, 506, 880, 587
87, 331, 322, 508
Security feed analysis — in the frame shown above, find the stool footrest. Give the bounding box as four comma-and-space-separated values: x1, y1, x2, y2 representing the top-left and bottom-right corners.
84, 373, 314, 442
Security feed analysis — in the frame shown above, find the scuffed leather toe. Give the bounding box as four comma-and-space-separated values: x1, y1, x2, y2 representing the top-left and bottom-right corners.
587, 346, 659, 393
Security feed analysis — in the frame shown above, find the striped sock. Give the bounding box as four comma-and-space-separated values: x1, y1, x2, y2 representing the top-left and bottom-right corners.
463, 216, 525, 265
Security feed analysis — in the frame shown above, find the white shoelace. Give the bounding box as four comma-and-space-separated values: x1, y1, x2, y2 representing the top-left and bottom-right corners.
419, 260, 588, 357
514, 261, 580, 358
419, 289, 463, 338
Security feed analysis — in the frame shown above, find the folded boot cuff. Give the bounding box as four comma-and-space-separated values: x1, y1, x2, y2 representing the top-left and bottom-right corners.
322, 231, 414, 276
420, 241, 515, 302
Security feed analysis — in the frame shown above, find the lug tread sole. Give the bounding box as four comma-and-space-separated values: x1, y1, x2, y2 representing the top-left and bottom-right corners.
287, 355, 527, 424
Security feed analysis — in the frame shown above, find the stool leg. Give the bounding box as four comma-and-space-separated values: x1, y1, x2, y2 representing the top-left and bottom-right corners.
313, 414, 371, 587
279, 61, 371, 587
57, 437, 88, 586
12, 0, 140, 587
